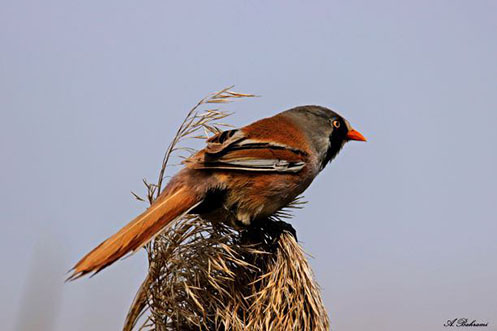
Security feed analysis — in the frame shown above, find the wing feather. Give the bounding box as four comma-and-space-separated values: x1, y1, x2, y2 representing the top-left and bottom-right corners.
185, 129, 307, 173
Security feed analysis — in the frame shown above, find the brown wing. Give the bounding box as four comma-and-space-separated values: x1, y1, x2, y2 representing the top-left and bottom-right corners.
185, 128, 308, 173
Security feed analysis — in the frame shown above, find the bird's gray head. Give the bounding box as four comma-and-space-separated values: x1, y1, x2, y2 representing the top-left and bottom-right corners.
283, 105, 366, 170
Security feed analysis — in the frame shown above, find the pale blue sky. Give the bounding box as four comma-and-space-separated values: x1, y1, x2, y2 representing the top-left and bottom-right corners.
1, 1, 496, 330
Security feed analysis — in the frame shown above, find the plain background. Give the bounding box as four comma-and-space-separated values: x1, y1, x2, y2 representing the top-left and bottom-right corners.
1, 1, 496, 330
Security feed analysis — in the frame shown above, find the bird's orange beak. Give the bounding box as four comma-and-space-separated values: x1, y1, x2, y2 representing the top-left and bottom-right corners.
346, 129, 367, 142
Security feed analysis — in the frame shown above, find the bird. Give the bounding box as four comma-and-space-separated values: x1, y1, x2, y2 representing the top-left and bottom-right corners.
69, 105, 366, 280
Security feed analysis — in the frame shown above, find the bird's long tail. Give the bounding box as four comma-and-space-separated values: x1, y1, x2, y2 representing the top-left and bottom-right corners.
68, 185, 201, 280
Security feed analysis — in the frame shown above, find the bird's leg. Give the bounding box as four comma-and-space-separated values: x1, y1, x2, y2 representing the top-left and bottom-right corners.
274, 220, 298, 242
239, 218, 298, 249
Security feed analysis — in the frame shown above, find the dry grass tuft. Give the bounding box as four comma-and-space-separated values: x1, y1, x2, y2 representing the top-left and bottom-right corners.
123, 87, 329, 331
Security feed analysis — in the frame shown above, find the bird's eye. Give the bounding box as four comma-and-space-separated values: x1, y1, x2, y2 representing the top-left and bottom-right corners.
332, 120, 341, 128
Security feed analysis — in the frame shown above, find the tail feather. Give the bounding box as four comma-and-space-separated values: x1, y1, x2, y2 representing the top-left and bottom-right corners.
68, 186, 201, 280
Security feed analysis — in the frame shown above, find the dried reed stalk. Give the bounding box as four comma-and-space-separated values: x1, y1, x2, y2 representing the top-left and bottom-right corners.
123, 87, 330, 331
